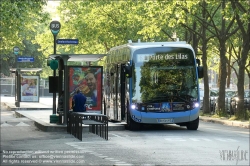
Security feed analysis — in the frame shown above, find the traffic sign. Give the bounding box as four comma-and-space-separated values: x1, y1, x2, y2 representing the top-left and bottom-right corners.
56, 39, 79, 44
17, 57, 34, 62
13, 46, 19, 55
50, 21, 61, 35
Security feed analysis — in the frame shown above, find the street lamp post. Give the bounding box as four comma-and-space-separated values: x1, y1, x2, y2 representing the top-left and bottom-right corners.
13, 46, 20, 107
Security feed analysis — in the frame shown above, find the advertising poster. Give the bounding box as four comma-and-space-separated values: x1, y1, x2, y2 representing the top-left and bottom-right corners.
20, 76, 39, 102
68, 66, 102, 113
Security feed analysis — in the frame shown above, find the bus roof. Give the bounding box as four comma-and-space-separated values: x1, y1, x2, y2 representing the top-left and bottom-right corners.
109, 41, 193, 51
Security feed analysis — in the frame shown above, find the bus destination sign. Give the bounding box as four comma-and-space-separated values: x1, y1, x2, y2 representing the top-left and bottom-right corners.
137, 53, 188, 62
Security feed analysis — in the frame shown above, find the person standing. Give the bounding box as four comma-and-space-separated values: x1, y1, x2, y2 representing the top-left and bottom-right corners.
72, 89, 87, 112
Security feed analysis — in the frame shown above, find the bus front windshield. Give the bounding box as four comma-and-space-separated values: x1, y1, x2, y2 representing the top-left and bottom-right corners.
132, 47, 198, 104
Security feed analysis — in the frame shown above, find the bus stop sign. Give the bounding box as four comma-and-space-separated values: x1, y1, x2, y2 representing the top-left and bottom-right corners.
50, 21, 61, 35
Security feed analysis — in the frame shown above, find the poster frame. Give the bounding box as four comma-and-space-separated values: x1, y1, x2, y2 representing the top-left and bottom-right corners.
68, 66, 103, 113
20, 75, 40, 102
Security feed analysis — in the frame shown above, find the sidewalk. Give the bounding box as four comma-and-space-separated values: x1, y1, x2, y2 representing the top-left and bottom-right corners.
1, 96, 249, 130
199, 116, 249, 129
0, 96, 125, 132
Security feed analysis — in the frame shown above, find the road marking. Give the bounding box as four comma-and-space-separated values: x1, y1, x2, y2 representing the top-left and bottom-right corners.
165, 138, 186, 141
66, 142, 132, 165
16, 122, 30, 126
97, 155, 108, 158
0, 123, 12, 127
110, 133, 130, 137
201, 138, 212, 141
110, 133, 122, 137
164, 137, 239, 142
202, 127, 249, 135
214, 138, 239, 142
189, 138, 200, 141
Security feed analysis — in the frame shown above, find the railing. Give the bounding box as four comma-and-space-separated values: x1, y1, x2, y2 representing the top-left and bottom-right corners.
67, 112, 108, 141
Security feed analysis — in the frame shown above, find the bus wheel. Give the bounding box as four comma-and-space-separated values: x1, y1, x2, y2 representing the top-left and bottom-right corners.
186, 117, 199, 130
127, 114, 141, 131
126, 103, 141, 131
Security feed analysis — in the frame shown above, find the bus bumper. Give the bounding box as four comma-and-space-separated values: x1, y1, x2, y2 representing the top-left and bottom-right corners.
130, 108, 200, 124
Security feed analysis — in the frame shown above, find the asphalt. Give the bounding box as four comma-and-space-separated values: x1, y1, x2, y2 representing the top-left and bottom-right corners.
0, 96, 249, 132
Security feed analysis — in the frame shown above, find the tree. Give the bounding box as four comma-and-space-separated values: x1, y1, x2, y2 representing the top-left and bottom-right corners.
0, 0, 49, 76
205, 0, 240, 115
230, 0, 250, 119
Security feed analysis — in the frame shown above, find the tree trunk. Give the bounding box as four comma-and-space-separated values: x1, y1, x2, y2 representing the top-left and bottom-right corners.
236, 41, 249, 120
201, 0, 210, 114
226, 46, 232, 89
217, 42, 227, 115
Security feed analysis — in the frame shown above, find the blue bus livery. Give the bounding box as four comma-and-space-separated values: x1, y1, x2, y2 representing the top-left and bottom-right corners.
103, 40, 204, 130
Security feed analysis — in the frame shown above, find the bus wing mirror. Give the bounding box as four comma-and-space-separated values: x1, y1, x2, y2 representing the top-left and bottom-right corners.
196, 59, 201, 66
124, 65, 132, 78
197, 66, 204, 78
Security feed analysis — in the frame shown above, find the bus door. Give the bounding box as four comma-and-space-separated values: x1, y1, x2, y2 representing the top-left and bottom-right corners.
120, 64, 126, 121
109, 64, 126, 122
114, 64, 121, 121
108, 65, 116, 120
116, 63, 126, 121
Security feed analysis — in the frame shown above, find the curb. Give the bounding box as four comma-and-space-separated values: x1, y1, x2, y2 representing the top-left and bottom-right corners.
2, 102, 52, 111
14, 110, 125, 132
199, 116, 250, 129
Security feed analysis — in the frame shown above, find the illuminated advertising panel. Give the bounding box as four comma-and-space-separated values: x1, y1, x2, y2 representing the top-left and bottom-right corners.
68, 66, 103, 113
20, 75, 39, 102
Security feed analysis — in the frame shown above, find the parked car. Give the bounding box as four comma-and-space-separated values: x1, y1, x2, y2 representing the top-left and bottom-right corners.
209, 89, 219, 112
200, 89, 218, 110
230, 90, 250, 113
213, 89, 237, 113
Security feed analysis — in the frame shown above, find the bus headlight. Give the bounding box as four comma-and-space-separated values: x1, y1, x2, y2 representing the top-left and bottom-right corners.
194, 103, 199, 108
131, 104, 137, 109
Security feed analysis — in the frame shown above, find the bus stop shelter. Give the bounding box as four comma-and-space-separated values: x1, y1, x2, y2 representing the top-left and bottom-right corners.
10, 68, 43, 107
48, 54, 106, 124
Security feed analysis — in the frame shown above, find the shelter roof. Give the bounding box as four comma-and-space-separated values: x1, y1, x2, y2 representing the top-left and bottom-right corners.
10, 68, 43, 72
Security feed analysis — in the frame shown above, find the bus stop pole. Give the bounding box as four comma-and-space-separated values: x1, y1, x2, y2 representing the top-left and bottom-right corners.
62, 55, 69, 125
49, 20, 61, 115
52, 35, 57, 115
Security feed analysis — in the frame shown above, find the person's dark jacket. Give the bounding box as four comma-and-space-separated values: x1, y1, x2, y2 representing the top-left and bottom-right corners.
72, 92, 86, 112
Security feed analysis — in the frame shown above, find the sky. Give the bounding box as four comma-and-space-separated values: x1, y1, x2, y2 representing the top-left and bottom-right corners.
44, 0, 61, 20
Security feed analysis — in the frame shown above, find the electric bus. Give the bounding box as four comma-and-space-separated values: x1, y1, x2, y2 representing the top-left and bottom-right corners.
102, 40, 204, 130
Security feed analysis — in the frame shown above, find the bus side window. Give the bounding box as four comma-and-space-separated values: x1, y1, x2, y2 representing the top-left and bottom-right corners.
124, 65, 132, 78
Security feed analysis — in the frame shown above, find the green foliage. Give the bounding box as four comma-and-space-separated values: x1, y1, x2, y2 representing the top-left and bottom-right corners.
1, 0, 249, 118
0, 0, 49, 76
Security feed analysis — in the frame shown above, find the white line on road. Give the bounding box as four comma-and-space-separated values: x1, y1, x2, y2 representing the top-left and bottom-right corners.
16, 122, 30, 126
214, 138, 239, 142
165, 138, 186, 141
189, 138, 200, 141
164, 137, 239, 142
0, 123, 12, 127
